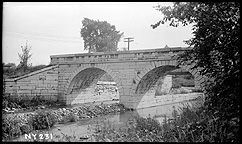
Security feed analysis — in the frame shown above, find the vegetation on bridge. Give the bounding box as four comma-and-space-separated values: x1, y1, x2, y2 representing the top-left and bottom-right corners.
3, 40, 53, 79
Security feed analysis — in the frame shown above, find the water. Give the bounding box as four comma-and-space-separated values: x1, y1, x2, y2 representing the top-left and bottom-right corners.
13, 98, 202, 142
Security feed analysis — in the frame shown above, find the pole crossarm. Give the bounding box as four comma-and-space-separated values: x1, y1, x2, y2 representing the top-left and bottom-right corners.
124, 37, 134, 51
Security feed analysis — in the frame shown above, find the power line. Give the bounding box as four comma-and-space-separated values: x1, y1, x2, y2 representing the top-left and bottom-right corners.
3, 29, 81, 40
3, 30, 83, 43
3, 33, 82, 43
124, 37, 134, 51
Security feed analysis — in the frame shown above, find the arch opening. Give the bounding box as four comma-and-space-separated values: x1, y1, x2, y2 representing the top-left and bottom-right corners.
135, 65, 177, 95
66, 67, 119, 105
155, 68, 195, 96
132, 65, 201, 109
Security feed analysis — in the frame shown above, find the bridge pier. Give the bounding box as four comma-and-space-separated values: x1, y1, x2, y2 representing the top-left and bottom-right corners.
120, 95, 135, 109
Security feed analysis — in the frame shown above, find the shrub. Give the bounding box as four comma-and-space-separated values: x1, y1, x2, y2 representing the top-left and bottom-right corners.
93, 99, 218, 142
61, 113, 79, 123
2, 114, 22, 140
135, 116, 162, 134
132, 116, 164, 142
32, 110, 56, 130
93, 116, 164, 142
20, 124, 33, 134
68, 113, 79, 122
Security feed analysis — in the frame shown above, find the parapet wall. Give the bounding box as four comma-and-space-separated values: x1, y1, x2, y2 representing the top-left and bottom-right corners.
50, 47, 191, 64
4, 65, 59, 102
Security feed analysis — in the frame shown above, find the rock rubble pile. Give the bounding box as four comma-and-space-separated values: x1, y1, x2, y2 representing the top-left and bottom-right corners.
5, 103, 128, 127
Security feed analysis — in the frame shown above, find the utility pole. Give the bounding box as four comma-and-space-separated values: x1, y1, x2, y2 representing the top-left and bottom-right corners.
124, 37, 134, 51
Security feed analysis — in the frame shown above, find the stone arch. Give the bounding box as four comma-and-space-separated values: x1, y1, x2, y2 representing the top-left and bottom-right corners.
64, 64, 123, 99
130, 60, 205, 96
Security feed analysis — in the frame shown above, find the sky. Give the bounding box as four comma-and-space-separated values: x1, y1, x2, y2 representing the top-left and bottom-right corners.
2, 2, 194, 66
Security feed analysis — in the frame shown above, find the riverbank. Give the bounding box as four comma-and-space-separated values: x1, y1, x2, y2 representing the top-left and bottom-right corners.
2, 91, 203, 142
2, 102, 129, 141
9, 97, 204, 142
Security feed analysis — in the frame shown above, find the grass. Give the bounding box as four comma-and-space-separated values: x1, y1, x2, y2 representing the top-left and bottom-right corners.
2, 94, 65, 112
89, 99, 234, 142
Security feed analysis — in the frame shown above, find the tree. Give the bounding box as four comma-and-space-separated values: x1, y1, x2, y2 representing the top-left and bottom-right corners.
17, 40, 32, 73
80, 18, 124, 53
152, 2, 239, 142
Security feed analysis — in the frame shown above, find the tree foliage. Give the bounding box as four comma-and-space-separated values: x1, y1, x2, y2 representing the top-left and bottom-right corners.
80, 18, 124, 53
152, 2, 240, 142
17, 41, 32, 72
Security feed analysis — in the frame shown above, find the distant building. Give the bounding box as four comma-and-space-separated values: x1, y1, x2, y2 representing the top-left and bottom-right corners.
3, 63, 16, 70
3, 65, 11, 70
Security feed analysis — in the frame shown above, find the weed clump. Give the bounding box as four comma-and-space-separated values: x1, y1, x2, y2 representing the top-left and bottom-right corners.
32, 110, 56, 130
2, 114, 22, 140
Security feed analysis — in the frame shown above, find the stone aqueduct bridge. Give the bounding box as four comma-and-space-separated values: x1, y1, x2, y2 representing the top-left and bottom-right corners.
5, 47, 205, 109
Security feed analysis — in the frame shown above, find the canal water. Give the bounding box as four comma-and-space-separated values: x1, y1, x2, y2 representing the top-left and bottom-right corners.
13, 98, 203, 142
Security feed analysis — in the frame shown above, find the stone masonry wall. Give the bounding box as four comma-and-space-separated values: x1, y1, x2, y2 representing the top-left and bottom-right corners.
57, 64, 79, 103
135, 92, 203, 109
4, 65, 59, 102
156, 75, 173, 95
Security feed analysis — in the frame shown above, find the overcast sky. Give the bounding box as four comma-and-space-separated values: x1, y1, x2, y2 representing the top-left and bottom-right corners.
3, 2, 194, 66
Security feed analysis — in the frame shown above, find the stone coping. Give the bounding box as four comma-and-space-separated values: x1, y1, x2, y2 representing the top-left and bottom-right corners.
50, 47, 192, 58
5, 65, 59, 82
50, 57, 178, 65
